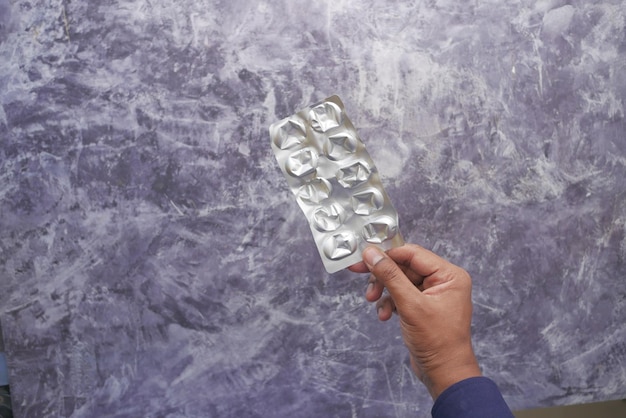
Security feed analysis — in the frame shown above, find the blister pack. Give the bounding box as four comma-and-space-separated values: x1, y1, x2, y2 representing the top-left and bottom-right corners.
269, 95, 404, 273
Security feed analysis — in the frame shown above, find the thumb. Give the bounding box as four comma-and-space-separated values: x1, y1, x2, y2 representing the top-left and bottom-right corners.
362, 247, 421, 308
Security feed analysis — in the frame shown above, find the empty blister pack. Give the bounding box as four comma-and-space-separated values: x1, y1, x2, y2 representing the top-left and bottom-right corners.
269, 95, 404, 273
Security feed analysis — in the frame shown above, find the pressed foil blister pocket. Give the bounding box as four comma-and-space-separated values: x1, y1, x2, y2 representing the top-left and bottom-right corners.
269, 95, 404, 273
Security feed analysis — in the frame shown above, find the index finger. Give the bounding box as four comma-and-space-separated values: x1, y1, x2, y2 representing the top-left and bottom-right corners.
348, 261, 369, 273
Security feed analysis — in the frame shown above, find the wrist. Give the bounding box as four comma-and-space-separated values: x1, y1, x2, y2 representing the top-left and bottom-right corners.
422, 345, 482, 400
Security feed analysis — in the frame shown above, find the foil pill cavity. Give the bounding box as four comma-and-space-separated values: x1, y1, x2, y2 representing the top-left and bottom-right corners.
325, 131, 358, 160
363, 216, 399, 244
298, 178, 332, 205
337, 161, 371, 188
273, 118, 307, 150
312, 202, 346, 232
310, 101, 343, 132
286, 148, 318, 178
351, 188, 385, 215
323, 233, 358, 260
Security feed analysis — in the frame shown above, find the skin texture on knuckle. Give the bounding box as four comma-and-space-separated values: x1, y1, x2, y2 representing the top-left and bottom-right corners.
455, 265, 471, 282
441, 264, 472, 288
454, 267, 473, 292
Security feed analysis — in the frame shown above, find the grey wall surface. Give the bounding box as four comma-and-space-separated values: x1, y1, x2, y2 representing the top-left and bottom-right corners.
1, 0, 625, 416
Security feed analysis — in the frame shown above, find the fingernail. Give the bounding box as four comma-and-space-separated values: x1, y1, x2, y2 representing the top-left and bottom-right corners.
363, 247, 384, 269
366, 282, 374, 295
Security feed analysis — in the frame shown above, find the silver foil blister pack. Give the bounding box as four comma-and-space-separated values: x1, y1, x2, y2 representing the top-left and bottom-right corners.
269, 95, 404, 273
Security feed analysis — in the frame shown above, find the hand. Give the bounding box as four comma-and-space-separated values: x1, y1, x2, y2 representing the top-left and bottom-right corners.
350, 244, 482, 399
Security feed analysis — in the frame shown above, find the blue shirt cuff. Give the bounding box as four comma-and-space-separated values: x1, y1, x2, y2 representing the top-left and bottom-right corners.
431, 376, 514, 418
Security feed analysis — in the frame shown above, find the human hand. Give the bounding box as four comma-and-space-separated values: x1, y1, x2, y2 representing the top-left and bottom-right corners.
350, 244, 481, 399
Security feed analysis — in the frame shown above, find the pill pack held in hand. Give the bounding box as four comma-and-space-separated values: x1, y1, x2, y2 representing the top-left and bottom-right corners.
269, 95, 404, 273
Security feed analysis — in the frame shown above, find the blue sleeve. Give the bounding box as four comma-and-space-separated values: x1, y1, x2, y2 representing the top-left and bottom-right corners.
431, 376, 514, 418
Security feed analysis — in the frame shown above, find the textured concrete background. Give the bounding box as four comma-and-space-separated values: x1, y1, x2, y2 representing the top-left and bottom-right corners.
1, 0, 625, 416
